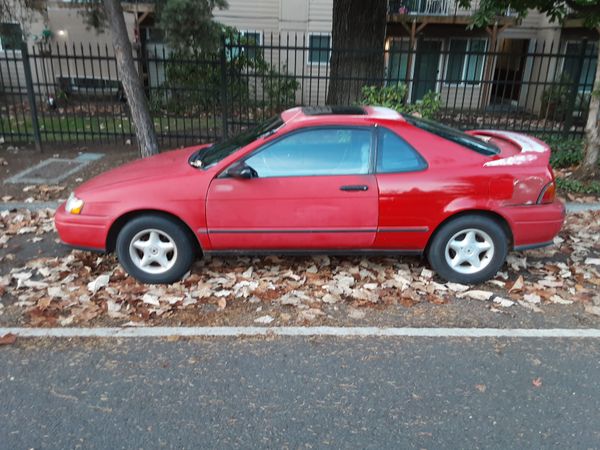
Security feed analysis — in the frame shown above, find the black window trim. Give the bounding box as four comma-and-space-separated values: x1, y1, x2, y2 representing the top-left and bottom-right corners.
402, 114, 499, 156
375, 126, 428, 174
219, 124, 377, 179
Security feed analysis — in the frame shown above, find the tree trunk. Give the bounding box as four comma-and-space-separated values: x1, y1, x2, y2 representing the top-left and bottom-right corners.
576, 40, 600, 179
103, 0, 158, 157
326, 0, 387, 105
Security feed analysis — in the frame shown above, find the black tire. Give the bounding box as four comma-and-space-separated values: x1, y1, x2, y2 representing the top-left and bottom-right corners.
115, 214, 196, 284
427, 215, 508, 284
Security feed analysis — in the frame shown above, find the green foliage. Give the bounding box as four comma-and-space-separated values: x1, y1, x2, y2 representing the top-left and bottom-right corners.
556, 177, 600, 195
461, 0, 600, 29
262, 65, 300, 110
541, 74, 590, 120
156, 0, 228, 53
536, 135, 584, 168
359, 83, 441, 119
541, 74, 572, 120
153, 29, 299, 115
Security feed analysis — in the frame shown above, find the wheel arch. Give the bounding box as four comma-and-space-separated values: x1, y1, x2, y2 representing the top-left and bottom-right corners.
425, 209, 513, 254
106, 209, 202, 255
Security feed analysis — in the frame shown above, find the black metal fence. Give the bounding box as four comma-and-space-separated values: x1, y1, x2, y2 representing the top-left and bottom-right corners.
0, 32, 597, 149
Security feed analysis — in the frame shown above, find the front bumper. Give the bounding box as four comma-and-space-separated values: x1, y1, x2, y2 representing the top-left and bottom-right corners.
503, 200, 566, 250
54, 202, 110, 251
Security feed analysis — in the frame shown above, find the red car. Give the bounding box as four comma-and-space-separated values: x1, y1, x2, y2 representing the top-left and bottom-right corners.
55, 106, 565, 284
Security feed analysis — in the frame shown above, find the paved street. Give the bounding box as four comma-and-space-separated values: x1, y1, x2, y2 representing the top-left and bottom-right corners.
2, 336, 600, 449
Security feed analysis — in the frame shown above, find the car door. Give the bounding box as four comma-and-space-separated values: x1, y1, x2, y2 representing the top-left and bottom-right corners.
373, 127, 432, 251
206, 126, 378, 250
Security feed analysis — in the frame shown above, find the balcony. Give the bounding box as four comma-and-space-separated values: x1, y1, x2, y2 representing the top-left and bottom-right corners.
388, 0, 477, 16
388, 0, 516, 21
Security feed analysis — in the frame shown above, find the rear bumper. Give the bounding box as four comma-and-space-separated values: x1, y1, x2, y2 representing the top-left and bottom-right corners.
54, 202, 110, 251
503, 200, 565, 249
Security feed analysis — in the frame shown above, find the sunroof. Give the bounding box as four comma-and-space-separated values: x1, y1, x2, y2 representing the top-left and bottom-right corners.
302, 106, 366, 116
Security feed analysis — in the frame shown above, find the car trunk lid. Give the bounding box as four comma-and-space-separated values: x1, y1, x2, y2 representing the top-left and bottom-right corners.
466, 130, 551, 167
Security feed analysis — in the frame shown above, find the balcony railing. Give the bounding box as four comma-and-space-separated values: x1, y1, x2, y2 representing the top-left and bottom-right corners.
388, 0, 514, 17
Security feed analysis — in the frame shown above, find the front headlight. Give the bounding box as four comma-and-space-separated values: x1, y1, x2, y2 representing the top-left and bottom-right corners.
65, 192, 84, 214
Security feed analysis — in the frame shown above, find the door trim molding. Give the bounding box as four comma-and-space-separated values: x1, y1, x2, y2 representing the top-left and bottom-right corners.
204, 227, 429, 234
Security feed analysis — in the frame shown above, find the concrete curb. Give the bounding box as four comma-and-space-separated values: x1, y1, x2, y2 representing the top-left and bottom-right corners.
1, 201, 600, 213
2, 326, 600, 338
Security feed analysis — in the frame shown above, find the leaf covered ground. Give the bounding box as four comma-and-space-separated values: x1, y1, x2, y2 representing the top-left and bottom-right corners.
0, 208, 599, 328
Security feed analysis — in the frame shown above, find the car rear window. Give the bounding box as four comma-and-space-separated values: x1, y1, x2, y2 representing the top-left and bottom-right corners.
402, 114, 499, 156
377, 128, 427, 173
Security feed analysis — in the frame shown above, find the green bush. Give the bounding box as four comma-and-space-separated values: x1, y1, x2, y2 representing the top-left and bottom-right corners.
556, 177, 600, 195
151, 30, 299, 115
537, 135, 584, 169
541, 73, 589, 121
360, 83, 441, 119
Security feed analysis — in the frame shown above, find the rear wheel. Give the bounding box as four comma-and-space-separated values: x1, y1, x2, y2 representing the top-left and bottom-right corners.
427, 215, 508, 284
116, 214, 196, 284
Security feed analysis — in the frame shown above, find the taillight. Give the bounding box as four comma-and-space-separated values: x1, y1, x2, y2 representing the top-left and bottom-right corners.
537, 181, 556, 204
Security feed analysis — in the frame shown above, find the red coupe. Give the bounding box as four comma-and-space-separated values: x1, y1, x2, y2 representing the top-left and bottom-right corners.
55, 106, 565, 284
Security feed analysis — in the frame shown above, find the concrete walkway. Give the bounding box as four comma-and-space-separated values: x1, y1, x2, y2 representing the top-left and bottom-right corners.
2, 201, 600, 213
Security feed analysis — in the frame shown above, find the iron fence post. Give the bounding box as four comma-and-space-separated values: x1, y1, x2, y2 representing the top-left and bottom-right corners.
21, 42, 42, 152
220, 35, 229, 139
563, 39, 587, 137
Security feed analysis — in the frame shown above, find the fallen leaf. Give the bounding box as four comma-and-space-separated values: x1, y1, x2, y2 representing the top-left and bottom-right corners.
584, 305, 600, 317
523, 293, 541, 304
254, 315, 274, 324
475, 384, 486, 393
0, 333, 17, 345
87, 274, 110, 294
142, 293, 160, 306
459, 290, 494, 301
348, 308, 366, 320
493, 297, 514, 307
509, 276, 524, 293
532, 377, 543, 388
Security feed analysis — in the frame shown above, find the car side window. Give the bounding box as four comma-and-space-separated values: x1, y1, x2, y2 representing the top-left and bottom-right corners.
244, 128, 372, 178
376, 128, 427, 173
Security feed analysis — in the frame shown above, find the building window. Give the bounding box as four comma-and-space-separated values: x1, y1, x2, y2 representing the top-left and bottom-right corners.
226, 31, 263, 61
387, 39, 410, 83
445, 38, 487, 84
563, 41, 598, 92
240, 31, 262, 60
308, 34, 331, 64
0, 23, 22, 51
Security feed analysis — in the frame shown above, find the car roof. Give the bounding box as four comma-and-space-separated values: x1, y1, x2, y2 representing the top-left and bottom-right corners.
281, 105, 404, 125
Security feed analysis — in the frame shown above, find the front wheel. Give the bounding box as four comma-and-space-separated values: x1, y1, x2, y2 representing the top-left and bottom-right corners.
116, 214, 196, 284
427, 215, 508, 284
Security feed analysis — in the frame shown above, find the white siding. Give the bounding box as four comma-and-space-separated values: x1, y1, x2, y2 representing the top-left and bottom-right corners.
213, 0, 280, 32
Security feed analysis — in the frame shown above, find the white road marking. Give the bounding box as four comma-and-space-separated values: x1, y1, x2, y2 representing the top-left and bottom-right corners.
2, 327, 600, 338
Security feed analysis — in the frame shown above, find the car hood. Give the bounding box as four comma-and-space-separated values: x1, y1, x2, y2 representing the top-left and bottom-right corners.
75, 145, 210, 194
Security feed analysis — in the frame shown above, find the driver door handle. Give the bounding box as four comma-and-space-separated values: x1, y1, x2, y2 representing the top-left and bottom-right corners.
340, 185, 369, 192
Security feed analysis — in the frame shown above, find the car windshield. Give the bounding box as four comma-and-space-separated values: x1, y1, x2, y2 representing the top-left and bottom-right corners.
189, 115, 284, 169
402, 114, 499, 156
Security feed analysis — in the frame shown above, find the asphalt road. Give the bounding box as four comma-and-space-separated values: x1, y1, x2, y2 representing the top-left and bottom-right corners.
2, 337, 600, 449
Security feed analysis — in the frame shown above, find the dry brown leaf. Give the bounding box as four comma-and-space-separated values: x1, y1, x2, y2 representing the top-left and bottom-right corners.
0, 333, 17, 345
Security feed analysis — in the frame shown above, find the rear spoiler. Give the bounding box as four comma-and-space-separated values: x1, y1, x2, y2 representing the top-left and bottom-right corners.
467, 130, 551, 167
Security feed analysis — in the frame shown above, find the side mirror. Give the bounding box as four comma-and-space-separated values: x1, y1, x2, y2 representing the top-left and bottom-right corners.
226, 162, 257, 179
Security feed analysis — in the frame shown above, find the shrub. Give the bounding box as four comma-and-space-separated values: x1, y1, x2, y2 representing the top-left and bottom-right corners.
537, 135, 584, 169
151, 30, 299, 115
360, 83, 441, 119
556, 177, 600, 195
